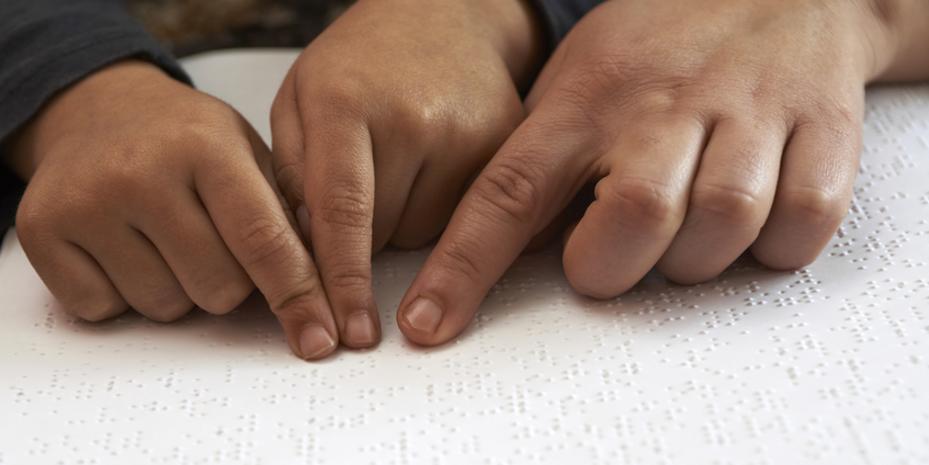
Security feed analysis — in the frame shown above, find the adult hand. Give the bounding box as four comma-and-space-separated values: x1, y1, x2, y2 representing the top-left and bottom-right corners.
396, 0, 928, 345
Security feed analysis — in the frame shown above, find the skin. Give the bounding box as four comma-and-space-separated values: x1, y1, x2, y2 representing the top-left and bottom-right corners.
396, 0, 929, 346
7, 61, 341, 360
269, 0, 543, 351
7, 0, 927, 360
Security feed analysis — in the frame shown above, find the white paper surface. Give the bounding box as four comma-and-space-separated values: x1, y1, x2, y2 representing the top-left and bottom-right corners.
1, 50, 928, 465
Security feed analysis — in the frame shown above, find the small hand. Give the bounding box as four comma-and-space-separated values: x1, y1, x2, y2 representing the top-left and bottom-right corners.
11, 61, 339, 360
269, 0, 541, 350
396, 0, 929, 345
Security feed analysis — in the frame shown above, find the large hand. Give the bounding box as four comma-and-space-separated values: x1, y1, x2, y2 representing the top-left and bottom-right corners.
10, 61, 338, 360
395, 0, 929, 345
269, 0, 541, 350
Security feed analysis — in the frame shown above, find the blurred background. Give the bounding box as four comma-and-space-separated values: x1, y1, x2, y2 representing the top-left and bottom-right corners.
128, 0, 353, 56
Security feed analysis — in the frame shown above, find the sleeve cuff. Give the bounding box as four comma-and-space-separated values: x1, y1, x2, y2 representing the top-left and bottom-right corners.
0, 31, 189, 143
528, 0, 604, 51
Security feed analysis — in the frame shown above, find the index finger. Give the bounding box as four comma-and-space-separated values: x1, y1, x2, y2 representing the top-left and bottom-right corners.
195, 127, 339, 361
395, 102, 592, 346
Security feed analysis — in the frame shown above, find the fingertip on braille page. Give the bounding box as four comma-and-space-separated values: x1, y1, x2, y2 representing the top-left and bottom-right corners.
298, 324, 336, 360
401, 297, 444, 335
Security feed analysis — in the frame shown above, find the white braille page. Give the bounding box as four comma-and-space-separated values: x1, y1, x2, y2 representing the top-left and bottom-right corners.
1, 50, 927, 465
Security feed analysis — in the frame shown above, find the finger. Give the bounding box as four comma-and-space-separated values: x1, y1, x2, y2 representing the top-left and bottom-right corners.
395, 107, 591, 346
524, 40, 568, 112
657, 118, 786, 284
134, 190, 254, 315
83, 227, 193, 322
195, 137, 339, 360
524, 213, 567, 253
388, 100, 520, 250
302, 114, 381, 349
19, 235, 127, 321
562, 116, 706, 298
370, 142, 422, 252
526, 182, 594, 252
751, 111, 861, 269
270, 66, 307, 221
389, 162, 465, 250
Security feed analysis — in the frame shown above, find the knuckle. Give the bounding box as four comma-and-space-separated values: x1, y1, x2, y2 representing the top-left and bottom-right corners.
93, 149, 167, 203
780, 186, 848, 227
820, 100, 860, 130
269, 283, 323, 322
316, 183, 372, 229
571, 55, 635, 98
600, 177, 680, 230
190, 275, 253, 315
183, 97, 239, 125
134, 289, 192, 323
799, 103, 861, 147
238, 216, 296, 269
171, 121, 231, 155
562, 252, 630, 300
15, 195, 52, 243
621, 87, 684, 116
274, 160, 304, 204
560, 53, 688, 115
325, 267, 371, 292
90, 155, 136, 195
689, 182, 766, 225
69, 297, 125, 323
751, 240, 820, 271
453, 107, 524, 160
394, 99, 440, 135
304, 80, 368, 121
434, 236, 485, 284
566, 276, 619, 301
472, 158, 545, 225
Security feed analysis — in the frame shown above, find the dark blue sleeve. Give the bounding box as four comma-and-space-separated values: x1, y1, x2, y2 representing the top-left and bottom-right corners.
0, 0, 190, 233
530, 0, 605, 50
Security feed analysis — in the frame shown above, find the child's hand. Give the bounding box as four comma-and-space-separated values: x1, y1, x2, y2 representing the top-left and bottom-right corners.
10, 61, 342, 360
269, 0, 541, 348
396, 0, 929, 345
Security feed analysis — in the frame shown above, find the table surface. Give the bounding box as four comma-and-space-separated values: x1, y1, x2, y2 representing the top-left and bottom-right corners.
2, 49, 928, 465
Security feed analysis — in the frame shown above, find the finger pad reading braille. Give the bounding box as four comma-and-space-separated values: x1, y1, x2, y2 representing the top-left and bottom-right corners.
0, 51, 927, 465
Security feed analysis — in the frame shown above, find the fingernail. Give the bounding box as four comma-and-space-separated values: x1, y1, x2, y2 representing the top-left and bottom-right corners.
296, 205, 310, 241
299, 325, 336, 360
345, 312, 378, 347
403, 297, 443, 334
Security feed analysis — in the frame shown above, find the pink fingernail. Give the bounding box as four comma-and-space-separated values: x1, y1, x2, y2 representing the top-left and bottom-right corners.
299, 325, 336, 360
403, 297, 443, 334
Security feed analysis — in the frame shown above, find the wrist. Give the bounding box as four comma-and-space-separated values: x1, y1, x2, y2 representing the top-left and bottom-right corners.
7, 60, 169, 179
467, 0, 546, 89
